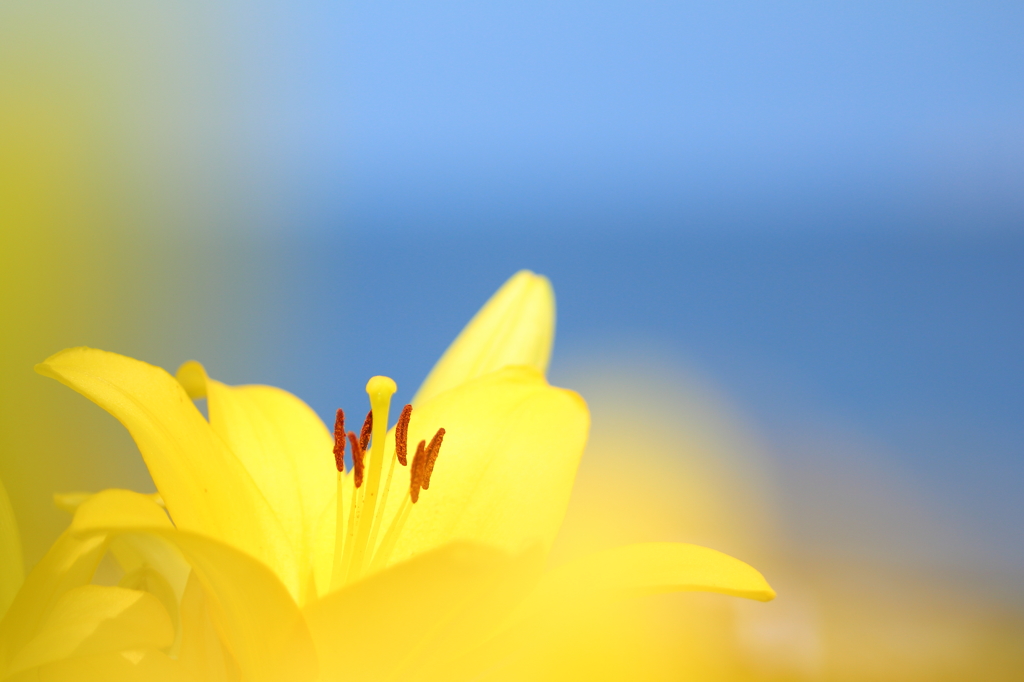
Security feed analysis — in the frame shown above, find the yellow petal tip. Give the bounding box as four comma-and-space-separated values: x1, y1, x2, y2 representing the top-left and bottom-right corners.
34, 346, 93, 375
53, 491, 94, 513
412, 270, 557, 404
175, 360, 209, 399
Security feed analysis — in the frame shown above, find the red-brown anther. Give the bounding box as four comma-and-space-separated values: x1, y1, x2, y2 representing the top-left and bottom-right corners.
395, 404, 412, 466
332, 409, 346, 472
359, 410, 373, 452
409, 440, 426, 503
348, 431, 365, 488
421, 428, 445, 490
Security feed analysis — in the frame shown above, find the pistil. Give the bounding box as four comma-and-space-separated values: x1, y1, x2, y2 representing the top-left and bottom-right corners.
345, 376, 396, 581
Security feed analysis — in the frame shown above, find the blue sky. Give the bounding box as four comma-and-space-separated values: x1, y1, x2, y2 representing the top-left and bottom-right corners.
224, 1, 1024, 580
228, 1, 1024, 232
8, 1, 1020, 580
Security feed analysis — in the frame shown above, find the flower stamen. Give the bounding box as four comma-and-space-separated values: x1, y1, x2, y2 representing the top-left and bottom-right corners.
330, 379, 446, 587
348, 431, 365, 488
358, 409, 373, 452
409, 440, 427, 503
395, 404, 412, 466
332, 409, 346, 473
422, 428, 444, 490
367, 432, 445, 572
366, 403, 411, 562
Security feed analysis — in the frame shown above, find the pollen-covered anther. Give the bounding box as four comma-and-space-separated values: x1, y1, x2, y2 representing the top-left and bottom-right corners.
358, 410, 373, 452
395, 404, 412, 466
332, 409, 346, 472
421, 428, 445, 490
409, 440, 426, 503
348, 431, 365, 488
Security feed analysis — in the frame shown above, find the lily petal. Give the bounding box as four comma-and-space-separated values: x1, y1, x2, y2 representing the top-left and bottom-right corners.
304, 543, 543, 682
413, 271, 555, 405
389, 366, 589, 565
108, 535, 190, 611
177, 360, 334, 603
9, 648, 187, 682
527, 542, 776, 606
5, 585, 174, 679
177, 572, 239, 682
72, 490, 318, 682
116, 567, 181, 652
71, 489, 173, 533
47, 490, 190, 616
0, 476, 22, 619
310, 471, 352, 598
0, 531, 106, 674
466, 543, 776, 675
35, 348, 301, 595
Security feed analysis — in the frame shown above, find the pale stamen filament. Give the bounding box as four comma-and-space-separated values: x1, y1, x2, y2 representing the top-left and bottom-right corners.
365, 448, 397, 561
368, 436, 426, 571
365, 404, 412, 566
368, 496, 411, 573
339, 430, 366, 582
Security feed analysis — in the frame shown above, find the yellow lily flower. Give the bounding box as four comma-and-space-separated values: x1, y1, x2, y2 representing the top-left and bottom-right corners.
1, 270, 774, 681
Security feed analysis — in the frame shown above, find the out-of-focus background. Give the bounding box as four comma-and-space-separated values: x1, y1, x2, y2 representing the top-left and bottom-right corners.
2, 1, 1022, 679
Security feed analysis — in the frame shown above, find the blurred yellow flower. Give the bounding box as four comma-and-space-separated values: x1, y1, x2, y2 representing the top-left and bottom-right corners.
537, 364, 1024, 682
0, 271, 774, 681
